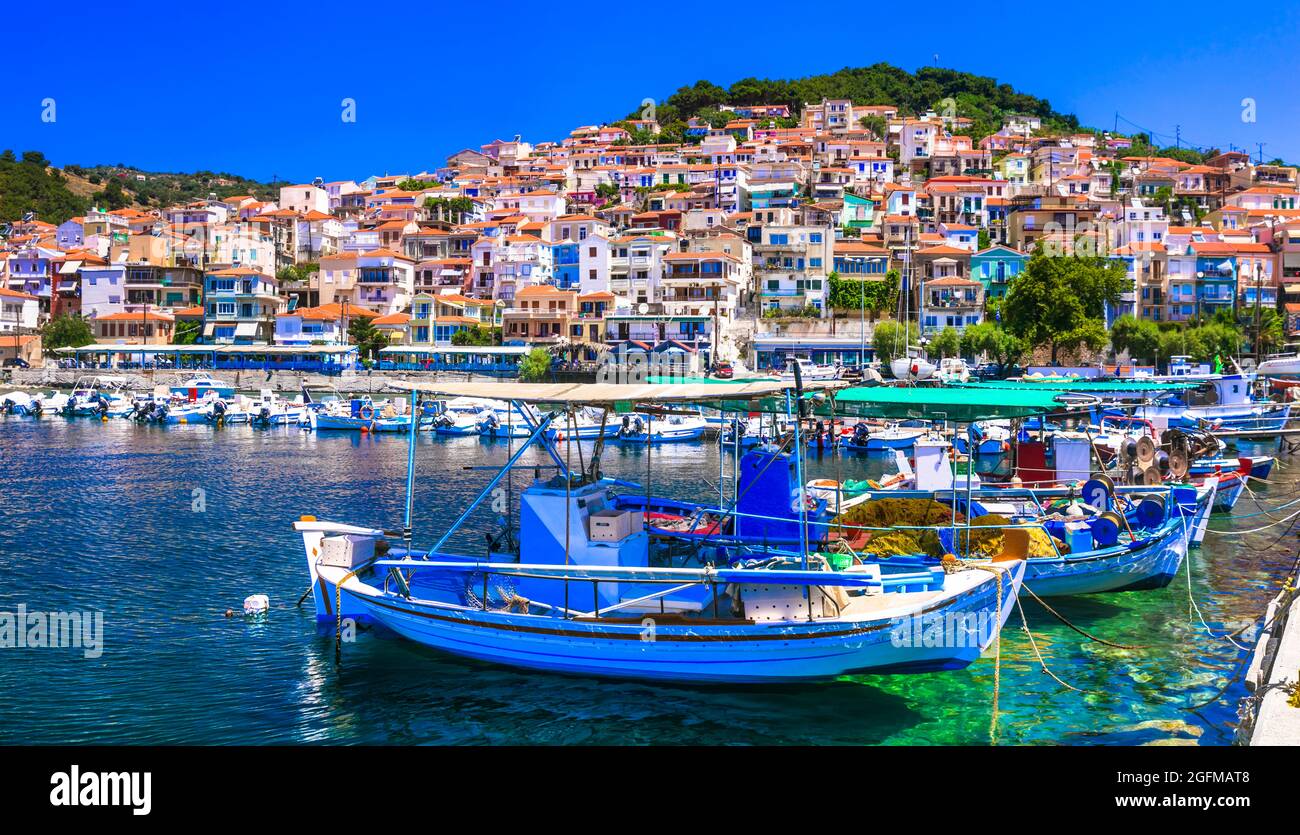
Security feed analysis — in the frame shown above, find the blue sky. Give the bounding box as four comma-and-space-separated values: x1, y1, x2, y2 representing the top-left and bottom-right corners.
5, 1, 1297, 182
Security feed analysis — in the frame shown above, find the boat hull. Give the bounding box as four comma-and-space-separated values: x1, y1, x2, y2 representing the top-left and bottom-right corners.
619, 427, 707, 444
315, 561, 1024, 683
1021, 527, 1188, 596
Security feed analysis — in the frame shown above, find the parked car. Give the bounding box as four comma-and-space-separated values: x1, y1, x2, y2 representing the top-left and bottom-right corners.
1, 357, 30, 368
711, 360, 734, 379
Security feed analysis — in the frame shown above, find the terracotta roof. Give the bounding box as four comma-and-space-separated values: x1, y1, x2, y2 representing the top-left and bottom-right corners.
95, 311, 175, 323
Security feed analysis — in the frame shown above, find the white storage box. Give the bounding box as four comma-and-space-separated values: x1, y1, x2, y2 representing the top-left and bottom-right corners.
319, 534, 377, 569
589, 509, 642, 541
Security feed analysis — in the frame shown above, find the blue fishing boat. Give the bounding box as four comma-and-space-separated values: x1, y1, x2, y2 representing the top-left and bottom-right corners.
169, 373, 235, 400
309, 397, 415, 432
294, 380, 1028, 683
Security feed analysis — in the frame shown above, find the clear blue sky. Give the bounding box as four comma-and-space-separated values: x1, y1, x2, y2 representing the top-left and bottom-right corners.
5, 1, 1297, 182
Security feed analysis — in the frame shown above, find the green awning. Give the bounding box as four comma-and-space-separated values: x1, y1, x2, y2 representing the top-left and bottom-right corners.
825, 386, 1063, 421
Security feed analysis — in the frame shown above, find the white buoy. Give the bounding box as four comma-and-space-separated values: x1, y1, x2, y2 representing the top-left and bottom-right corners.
243, 594, 270, 615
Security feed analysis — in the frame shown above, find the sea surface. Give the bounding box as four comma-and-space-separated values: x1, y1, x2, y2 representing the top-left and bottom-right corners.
0, 416, 1295, 745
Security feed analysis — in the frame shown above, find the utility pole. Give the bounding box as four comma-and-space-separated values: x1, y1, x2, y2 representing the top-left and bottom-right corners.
1256, 143, 1267, 165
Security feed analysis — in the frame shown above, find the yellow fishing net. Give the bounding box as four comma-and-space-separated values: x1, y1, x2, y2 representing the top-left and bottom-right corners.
958, 514, 1069, 558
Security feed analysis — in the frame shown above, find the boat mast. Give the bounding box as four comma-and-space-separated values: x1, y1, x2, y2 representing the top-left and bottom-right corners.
404, 389, 418, 551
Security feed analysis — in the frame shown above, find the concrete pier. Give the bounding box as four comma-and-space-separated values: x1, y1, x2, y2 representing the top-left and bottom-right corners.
1243, 563, 1300, 745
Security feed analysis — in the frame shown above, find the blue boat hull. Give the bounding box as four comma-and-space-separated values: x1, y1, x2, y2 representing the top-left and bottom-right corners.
315, 560, 1024, 683
1020, 525, 1188, 596
619, 427, 706, 444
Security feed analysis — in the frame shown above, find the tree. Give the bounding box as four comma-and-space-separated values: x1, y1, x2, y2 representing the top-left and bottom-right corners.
929, 326, 961, 358
977, 228, 991, 250
1108, 314, 1161, 363
1002, 253, 1127, 363
450, 324, 498, 346
959, 321, 1026, 367
518, 347, 553, 382
872, 320, 919, 365
347, 317, 389, 362
173, 320, 202, 345
858, 115, 887, 139
0, 150, 89, 223
276, 263, 319, 284
41, 314, 94, 351
826, 270, 899, 319
422, 196, 474, 220
93, 178, 130, 211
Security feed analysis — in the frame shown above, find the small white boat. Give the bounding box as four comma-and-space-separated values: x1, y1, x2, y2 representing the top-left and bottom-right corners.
890, 347, 936, 381
780, 355, 843, 382
1255, 345, 1300, 379
618, 411, 709, 443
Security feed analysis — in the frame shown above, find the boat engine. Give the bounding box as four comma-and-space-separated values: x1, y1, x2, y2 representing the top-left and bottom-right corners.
150, 402, 169, 423
209, 399, 228, 423
621, 414, 644, 437
852, 423, 870, 447
255, 405, 272, 425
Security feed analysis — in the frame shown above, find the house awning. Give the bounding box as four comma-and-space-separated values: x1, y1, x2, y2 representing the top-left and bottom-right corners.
59, 260, 82, 274
234, 322, 260, 337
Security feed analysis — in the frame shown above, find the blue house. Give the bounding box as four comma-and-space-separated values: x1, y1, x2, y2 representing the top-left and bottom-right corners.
551, 242, 580, 290
971, 245, 1027, 299
1190, 243, 1237, 315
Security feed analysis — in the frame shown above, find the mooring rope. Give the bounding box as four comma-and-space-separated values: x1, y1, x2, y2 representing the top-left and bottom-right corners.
965, 562, 1007, 743
1019, 583, 1151, 649
1204, 505, 1300, 536
1015, 596, 1091, 694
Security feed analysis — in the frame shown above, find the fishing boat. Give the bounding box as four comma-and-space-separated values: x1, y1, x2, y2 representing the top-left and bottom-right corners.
547, 407, 621, 442
953, 421, 1012, 456
617, 410, 709, 443
309, 397, 414, 432
294, 380, 1027, 682
170, 373, 235, 400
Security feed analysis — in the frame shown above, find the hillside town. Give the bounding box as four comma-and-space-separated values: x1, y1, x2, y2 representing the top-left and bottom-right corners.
2, 99, 1298, 375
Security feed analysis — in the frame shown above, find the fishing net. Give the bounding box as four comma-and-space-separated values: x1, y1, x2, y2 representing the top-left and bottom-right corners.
956, 514, 1069, 557
833, 498, 958, 557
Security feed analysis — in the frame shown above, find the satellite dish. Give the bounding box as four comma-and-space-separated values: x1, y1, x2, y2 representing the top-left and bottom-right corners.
638, 302, 649, 315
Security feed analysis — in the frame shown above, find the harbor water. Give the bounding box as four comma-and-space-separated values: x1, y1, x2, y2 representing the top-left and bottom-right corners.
0, 417, 1294, 745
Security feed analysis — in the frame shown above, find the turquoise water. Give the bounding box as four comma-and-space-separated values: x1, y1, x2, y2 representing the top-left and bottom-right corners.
0, 417, 1293, 745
